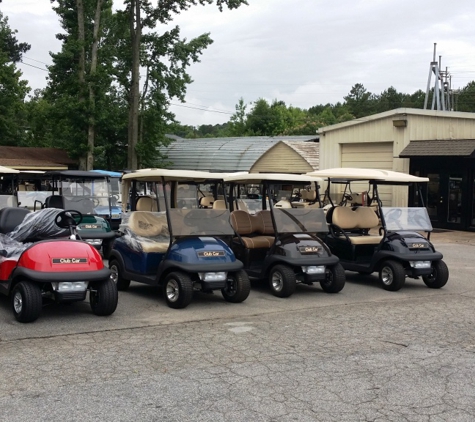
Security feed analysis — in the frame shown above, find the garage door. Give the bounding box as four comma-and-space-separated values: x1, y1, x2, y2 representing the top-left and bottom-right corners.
341, 142, 394, 205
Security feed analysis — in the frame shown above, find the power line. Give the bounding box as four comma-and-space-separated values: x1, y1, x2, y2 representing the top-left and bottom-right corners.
23, 55, 50, 66
169, 102, 234, 115
20, 61, 48, 72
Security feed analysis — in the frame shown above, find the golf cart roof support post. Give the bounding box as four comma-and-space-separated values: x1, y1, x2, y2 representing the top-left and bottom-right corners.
162, 176, 174, 239
263, 182, 278, 235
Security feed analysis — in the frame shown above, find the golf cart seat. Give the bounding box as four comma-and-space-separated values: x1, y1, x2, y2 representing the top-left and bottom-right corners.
212, 200, 226, 210
126, 211, 169, 253
199, 196, 214, 208
230, 210, 274, 249
45, 195, 65, 209
135, 196, 158, 212
330, 206, 383, 245
0, 207, 31, 234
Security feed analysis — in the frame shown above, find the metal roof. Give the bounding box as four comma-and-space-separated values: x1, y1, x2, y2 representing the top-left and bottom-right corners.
400, 139, 475, 157
159, 136, 319, 172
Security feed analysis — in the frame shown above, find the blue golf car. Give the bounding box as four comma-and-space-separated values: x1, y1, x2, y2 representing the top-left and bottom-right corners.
224, 173, 345, 298
308, 168, 449, 291
108, 169, 251, 309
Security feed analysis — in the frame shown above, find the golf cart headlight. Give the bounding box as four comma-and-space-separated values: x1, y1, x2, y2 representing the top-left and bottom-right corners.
53, 281, 88, 292
409, 261, 431, 269
302, 265, 325, 274
198, 272, 227, 281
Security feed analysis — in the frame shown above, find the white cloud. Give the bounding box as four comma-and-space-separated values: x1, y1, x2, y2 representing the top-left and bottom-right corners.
3, 0, 475, 126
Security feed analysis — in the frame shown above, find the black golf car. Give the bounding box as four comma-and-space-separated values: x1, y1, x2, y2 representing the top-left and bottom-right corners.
224, 173, 345, 298
308, 167, 449, 291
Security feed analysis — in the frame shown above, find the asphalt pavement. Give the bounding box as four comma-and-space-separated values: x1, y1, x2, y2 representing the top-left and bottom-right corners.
0, 231, 474, 421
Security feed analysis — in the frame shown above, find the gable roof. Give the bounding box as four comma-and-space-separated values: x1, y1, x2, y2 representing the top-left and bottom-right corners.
160, 135, 319, 172
0, 147, 76, 170
317, 108, 475, 134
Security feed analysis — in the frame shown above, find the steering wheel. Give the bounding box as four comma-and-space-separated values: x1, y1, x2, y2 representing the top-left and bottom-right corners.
92, 198, 101, 207
55, 210, 83, 228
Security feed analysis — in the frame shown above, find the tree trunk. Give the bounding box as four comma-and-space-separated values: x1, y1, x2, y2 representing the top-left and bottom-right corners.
128, 0, 141, 170
77, 0, 86, 170
86, 0, 103, 170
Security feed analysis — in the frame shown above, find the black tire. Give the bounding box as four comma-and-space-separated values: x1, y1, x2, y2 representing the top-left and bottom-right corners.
320, 263, 346, 293
109, 260, 131, 291
221, 270, 251, 303
90, 278, 118, 316
379, 260, 406, 291
11, 281, 42, 323
269, 265, 296, 298
423, 260, 449, 289
164, 272, 193, 309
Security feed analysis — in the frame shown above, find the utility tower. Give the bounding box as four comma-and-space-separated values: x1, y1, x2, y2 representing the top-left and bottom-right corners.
424, 43, 454, 111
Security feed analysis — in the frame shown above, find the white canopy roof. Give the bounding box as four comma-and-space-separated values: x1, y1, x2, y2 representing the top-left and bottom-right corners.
0, 165, 19, 174
122, 168, 228, 182
307, 168, 429, 183
224, 172, 323, 184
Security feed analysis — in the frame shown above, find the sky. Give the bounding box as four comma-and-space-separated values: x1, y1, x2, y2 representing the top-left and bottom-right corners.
2, 0, 475, 127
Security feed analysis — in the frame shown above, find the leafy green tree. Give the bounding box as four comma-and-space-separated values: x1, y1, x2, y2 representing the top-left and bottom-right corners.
46, 0, 115, 169
228, 97, 247, 136
376, 86, 404, 112
120, 0, 249, 169
457, 81, 475, 112
0, 11, 30, 145
344, 83, 376, 118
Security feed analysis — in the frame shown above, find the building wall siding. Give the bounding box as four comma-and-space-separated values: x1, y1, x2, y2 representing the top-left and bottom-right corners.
250, 143, 314, 173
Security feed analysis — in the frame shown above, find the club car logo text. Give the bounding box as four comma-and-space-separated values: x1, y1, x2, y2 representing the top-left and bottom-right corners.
298, 246, 320, 254
197, 251, 226, 258
52, 258, 88, 264
82, 224, 100, 229
410, 243, 426, 249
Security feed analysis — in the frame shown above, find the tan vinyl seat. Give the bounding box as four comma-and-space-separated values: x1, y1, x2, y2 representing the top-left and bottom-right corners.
127, 211, 169, 252
230, 210, 274, 249
135, 196, 158, 212
331, 206, 383, 245
199, 196, 214, 208
212, 199, 226, 210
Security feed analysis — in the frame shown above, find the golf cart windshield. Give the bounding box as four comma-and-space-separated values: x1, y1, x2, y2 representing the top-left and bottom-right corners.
61, 179, 111, 215
0, 194, 17, 208
168, 209, 235, 237
382, 207, 433, 232
17, 191, 51, 210
273, 208, 328, 234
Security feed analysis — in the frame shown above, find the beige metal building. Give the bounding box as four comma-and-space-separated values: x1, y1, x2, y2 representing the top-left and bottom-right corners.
317, 108, 475, 230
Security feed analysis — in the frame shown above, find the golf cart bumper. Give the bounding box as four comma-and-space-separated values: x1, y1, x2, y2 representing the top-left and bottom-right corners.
79, 230, 116, 240
160, 259, 244, 290
265, 255, 340, 281
11, 267, 111, 284
374, 250, 443, 275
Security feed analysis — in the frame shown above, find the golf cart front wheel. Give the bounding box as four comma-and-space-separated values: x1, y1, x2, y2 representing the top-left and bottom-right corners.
11, 281, 42, 323
320, 263, 346, 293
90, 278, 118, 316
269, 265, 296, 298
109, 260, 131, 291
379, 260, 405, 291
164, 272, 193, 309
221, 270, 251, 303
423, 260, 449, 289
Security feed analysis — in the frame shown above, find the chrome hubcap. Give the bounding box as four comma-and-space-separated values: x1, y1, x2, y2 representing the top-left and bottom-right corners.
166, 279, 179, 302
381, 267, 393, 285
271, 272, 284, 291
110, 265, 118, 284
13, 291, 23, 314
